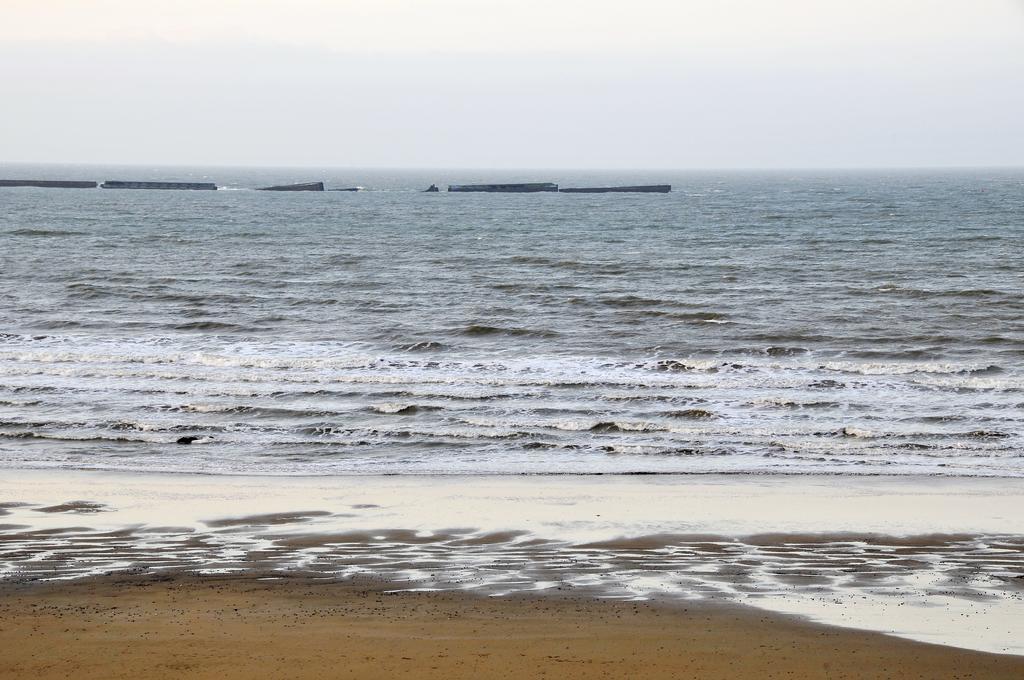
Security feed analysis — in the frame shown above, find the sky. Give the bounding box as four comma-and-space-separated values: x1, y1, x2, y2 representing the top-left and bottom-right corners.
2, 0, 1023, 169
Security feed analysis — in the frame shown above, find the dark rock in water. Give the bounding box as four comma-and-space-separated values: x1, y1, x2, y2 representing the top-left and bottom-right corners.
258, 181, 324, 192
176, 436, 201, 445
329, 187, 363, 192
424, 184, 440, 192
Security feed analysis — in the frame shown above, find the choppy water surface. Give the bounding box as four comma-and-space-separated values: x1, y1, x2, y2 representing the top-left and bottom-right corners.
1, 166, 1022, 475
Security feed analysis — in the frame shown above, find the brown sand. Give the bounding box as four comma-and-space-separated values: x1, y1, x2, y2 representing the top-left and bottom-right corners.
1, 574, 1021, 679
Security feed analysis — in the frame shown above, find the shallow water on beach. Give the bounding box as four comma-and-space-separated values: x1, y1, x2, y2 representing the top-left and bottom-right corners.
1, 472, 1022, 654
0, 165, 1022, 476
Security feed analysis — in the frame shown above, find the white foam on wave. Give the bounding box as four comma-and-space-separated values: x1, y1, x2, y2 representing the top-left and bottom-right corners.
2, 331, 1022, 477
818, 359, 999, 376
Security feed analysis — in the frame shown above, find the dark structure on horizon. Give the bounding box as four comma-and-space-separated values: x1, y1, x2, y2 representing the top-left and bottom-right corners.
258, 181, 325, 192
101, 180, 218, 190
0, 179, 98, 189
560, 185, 671, 193
448, 182, 559, 193
3, 176, 672, 195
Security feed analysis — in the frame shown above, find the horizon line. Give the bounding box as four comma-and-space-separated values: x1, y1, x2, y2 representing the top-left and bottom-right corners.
2, 160, 1024, 173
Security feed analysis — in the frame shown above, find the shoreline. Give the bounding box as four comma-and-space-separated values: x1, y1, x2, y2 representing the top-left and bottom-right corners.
2, 571, 1023, 679
2, 468, 1022, 656
3, 467, 1021, 532
5, 464, 1024, 478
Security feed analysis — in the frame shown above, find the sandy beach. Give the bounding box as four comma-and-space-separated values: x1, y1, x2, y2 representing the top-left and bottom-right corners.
2, 572, 1023, 680
2, 469, 1022, 666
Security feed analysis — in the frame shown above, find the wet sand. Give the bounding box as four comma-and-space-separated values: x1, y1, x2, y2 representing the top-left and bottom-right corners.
1, 572, 1022, 680
2, 469, 1023, 656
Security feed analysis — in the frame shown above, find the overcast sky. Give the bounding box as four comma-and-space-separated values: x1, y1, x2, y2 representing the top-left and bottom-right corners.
2, 0, 1023, 168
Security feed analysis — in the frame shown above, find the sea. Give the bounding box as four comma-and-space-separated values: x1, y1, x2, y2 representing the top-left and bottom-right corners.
1, 164, 1022, 477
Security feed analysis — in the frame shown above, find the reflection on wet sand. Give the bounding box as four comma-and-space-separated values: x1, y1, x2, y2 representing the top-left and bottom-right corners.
1, 470, 1022, 654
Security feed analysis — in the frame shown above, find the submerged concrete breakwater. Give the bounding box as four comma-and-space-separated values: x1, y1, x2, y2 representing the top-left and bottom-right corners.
560, 184, 672, 193
2, 177, 672, 194
444, 182, 672, 193
101, 180, 218, 190
258, 181, 325, 192
448, 182, 560, 193
0, 179, 97, 189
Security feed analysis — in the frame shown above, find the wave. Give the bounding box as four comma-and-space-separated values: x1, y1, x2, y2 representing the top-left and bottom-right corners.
5, 410, 1007, 450
7, 228, 86, 237
166, 403, 338, 419
0, 418, 225, 434
750, 398, 841, 409
597, 295, 672, 308
966, 430, 1012, 439
172, 321, 256, 332
646, 359, 739, 372
64, 282, 112, 300
399, 341, 449, 352
460, 324, 559, 338
0, 431, 149, 443
2, 335, 1010, 381
1, 330, 1021, 481
664, 409, 716, 419
668, 311, 731, 323
819, 361, 1003, 376
806, 426, 1015, 441
368, 403, 443, 416
859, 285, 1010, 299
586, 421, 665, 434
764, 346, 810, 356
503, 255, 558, 266
0, 385, 59, 393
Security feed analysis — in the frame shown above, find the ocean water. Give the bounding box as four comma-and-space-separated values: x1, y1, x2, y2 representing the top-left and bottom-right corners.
1, 165, 1022, 476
